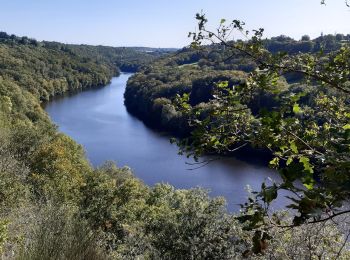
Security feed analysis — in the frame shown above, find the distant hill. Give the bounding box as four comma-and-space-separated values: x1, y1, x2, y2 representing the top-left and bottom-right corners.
0, 31, 176, 73
0, 31, 175, 102
124, 33, 349, 134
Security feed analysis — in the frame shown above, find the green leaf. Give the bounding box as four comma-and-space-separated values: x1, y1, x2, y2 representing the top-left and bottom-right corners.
262, 184, 278, 204
299, 156, 314, 174
269, 157, 279, 167
342, 124, 350, 130
293, 103, 301, 114
303, 182, 314, 190
290, 141, 298, 153
299, 156, 315, 189
286, 157, 293, 165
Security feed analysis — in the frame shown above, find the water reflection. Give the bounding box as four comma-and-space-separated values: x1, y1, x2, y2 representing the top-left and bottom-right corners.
45, 73, 286, 211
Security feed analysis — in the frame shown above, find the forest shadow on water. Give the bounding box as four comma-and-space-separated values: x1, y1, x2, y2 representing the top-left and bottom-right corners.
45, 72, 290, 211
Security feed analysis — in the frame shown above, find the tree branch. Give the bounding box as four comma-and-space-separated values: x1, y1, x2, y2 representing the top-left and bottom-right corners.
277, 209, 350, 229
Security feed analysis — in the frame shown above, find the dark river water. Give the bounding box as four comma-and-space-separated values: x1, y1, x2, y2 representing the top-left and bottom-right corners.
45, 73, 284, 211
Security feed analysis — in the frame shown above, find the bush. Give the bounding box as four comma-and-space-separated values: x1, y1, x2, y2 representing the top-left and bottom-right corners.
16, 204, 108, 260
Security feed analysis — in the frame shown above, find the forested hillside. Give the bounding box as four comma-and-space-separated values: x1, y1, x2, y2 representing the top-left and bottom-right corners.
0, 30, 349, 259
124, 26, 350, 255
62, 44, 176, 72
125, 34, 349, 134
0, 31, 175, 101
0, 34, 118, 102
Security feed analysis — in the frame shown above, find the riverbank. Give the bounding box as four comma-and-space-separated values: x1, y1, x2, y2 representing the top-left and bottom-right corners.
45, 73, 285, 211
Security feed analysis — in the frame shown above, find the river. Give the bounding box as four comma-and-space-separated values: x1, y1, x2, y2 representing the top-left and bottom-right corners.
45, 72, 284, 211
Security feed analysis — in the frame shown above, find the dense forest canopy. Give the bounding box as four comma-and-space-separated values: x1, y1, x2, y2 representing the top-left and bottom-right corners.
124, 25, 350, 255
125, 32, 349, 134
0, 5, 350, 257
181, 13, 350, 252
0, 31, 175, 88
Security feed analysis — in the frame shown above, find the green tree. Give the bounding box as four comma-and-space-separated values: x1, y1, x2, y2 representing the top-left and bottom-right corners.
177, 10, 350, 252
301, 35, 310, 41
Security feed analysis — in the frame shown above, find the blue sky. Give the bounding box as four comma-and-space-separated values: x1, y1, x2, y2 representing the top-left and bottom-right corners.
0, 0, 349, 47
